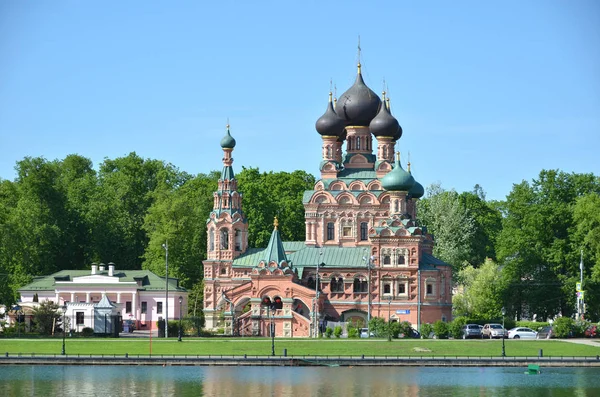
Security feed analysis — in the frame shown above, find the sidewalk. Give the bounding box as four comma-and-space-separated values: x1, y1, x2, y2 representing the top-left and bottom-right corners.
119, 330, 159, 338
562, 338, 600, 347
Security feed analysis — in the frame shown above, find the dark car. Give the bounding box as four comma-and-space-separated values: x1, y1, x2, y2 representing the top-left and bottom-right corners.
537, 326, 553, 339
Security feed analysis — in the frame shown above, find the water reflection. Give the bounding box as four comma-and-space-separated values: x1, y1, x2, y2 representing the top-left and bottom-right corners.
0, 365, 599, 397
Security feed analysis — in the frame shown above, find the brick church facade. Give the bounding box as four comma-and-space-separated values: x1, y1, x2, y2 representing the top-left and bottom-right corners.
203, 62, 452, 337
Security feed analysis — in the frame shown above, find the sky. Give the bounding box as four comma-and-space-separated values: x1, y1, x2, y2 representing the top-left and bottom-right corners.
1, 0, 599, 201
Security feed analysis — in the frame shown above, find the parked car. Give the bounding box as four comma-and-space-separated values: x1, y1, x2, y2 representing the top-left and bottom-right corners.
359, 328, 374, 338
507, 327, 538, 339
461, 324, 483, 339
537, 326, 554, 339
482, 323, 507, 339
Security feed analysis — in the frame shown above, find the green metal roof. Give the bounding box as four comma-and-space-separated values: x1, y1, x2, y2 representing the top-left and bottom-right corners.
18, 269, 186, 292
263, 227, 288, 266
221, 165, 235, 181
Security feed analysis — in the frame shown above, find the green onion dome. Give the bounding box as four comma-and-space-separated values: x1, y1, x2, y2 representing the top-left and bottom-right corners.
381, 156, 415, 192
220, 125, 236, 149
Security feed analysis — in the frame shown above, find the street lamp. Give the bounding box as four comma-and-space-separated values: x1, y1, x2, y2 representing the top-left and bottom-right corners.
363, 251, 375, 337
162, 241, 169, 338
178, 296, 183, 342
388, 297, 392, 342
270, 304, 276, 356
61, 304, 67, 355
501, 307, 506, 358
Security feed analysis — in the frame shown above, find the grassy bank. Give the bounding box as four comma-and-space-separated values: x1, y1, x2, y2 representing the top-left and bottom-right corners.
1, 338, 598, 357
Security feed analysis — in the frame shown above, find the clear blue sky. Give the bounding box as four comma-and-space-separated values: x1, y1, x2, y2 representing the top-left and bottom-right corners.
1, 1, 599, 201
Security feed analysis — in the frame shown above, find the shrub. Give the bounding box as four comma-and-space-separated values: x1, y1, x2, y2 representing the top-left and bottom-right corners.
347, 326, 359, 338
368, 317, 386, 338
515, 321, 550, 331
334, 325, 343, 338
449, 317, 467, 339
420, 323, 433, 339
397, 321, 413, 338
553, 317, 575, 338
388, 321, 401, 338
81, 327, 94, 337
433, 320, 449, 339
325, 327, 333, 338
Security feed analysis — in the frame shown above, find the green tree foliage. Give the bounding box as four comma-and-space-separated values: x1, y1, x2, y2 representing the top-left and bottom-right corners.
236, 168, 315, 248
31, 300, 61, 335
432, 320, 449, 339
142, 172, 218, 288
417, 183, 475, 274
496, 170, 600, 321
453, 259, 506, 320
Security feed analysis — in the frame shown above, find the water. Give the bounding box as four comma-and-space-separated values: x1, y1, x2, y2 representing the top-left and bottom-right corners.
1, 365, 599, 396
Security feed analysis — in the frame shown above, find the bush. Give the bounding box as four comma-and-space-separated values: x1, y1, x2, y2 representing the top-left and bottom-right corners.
397, 321, 412, 338
420, 323, 433, 339
368, 317, 386, 338
515, 321, 550, 332
81, 327, 94, 337
553, 317, 575, 338
334, 325, 343, 338
449, 317, 467, 339
325, 327, 333, 338
433, 320, 449, 339
347, 326, 359, 338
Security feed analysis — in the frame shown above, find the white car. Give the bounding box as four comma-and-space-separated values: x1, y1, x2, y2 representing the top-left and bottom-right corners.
507, 327, 538, 339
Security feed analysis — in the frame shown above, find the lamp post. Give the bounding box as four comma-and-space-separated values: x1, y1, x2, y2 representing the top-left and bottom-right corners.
388, 297, 392, 342
270, 304, 275, 356
162, 241, 169, 338
178, 296, 183, 342
363, 252, 375, 337
61, 304, 67, 355
501, 307, 506, 358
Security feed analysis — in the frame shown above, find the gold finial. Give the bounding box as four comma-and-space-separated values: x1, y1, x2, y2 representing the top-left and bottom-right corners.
407, 151, 411, 171
226, 118, 230, 130
328, 91, 333, 102
382, 91, 386, 101
396, 151, 401, 163
357, 62, 362, 75
386, 97, 391, 111
274, 217, 279, 230
334, 84, 337, 106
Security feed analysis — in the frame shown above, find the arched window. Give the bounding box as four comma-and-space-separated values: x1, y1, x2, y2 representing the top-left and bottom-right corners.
397, 255, 405, 265
307, 276, 315, 290
220, 229, 229, 250
209, 229, 215, 251
383, 255, 391, 265
330, 277, 344, 293
353, 276, 367, 293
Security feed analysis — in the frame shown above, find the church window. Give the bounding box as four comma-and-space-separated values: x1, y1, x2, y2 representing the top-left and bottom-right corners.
356, 136, 361, 150
220, 229, 229, 249
383, 284, 391, 294
353, 277, 368, 293
330, 277, 344, 293
221, 267, 227, 275
307, 276, 315, 289
326, 222, 335, 241
360, 222, 368, 241
426, 283, 434, 295
209, 230, 215, 251
383, 255, 391, 265
397, 255, 405, 265
342, 226, 352, 237
398, 283, 406, 295
235, 229, 242, 251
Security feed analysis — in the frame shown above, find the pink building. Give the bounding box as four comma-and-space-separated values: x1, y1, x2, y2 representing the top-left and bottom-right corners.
17, 263, 187, 332
203, 62, 452, 337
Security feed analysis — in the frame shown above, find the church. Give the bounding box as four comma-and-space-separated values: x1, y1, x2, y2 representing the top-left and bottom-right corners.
202, 61, 452, 337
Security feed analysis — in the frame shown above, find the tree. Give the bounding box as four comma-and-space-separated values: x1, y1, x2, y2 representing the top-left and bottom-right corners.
31, 300, 61, 335
496, 170, 600, 321
452, 259, 506, 320
417, 183, 475, 275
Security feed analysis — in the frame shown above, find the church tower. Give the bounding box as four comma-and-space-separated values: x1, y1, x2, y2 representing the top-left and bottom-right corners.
203, 125, 248, 330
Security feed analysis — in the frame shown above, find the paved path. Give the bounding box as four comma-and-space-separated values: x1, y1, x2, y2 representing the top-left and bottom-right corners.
562, 338, 600, 347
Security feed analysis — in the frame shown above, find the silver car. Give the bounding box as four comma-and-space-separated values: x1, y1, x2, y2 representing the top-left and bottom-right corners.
482, 323, 507, 339
507, 327, 538, 339
461, 324, 483, 339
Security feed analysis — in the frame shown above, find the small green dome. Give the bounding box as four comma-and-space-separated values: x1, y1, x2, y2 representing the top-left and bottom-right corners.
409, 178, 425, 199
220, 127, 236, 149
381, 158, 415, 192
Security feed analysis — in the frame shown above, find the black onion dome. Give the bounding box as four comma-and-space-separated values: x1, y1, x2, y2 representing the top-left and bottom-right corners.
316, 93, 346, 136
370, 93, 400, 138
386, 98, 403, 141
335, 64, 381, 127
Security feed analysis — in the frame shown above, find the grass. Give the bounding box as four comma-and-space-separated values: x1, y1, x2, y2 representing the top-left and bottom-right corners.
1, 337, 598, 357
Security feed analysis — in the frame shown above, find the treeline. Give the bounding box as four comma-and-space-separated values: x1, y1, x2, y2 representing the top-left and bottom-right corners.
419, 171, 600, 322
0, 153, 315, 308
1, 154, 599, 322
